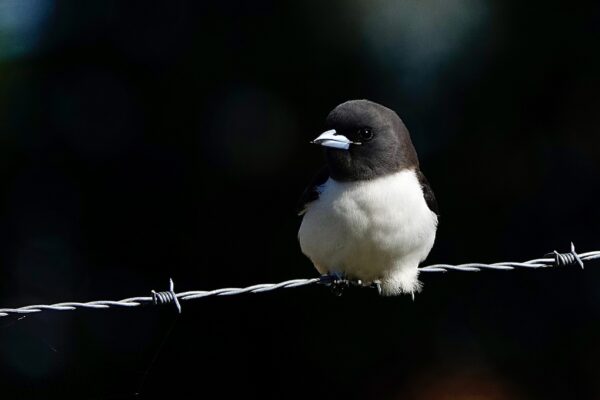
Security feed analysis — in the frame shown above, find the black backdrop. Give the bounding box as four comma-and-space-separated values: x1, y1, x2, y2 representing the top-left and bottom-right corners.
1, 1, 600, 399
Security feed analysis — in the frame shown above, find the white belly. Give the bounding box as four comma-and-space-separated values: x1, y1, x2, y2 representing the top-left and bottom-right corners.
298, 169, 438, 295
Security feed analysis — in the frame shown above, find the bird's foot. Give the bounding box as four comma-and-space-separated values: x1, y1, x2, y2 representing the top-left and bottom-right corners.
323, 273, 380, 296
370, 280, 383, 295
329, 272, 355, 296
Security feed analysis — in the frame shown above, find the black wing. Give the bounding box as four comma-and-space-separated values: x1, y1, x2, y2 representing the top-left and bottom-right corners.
416, 170, 439, 216
296, 166, 330, 215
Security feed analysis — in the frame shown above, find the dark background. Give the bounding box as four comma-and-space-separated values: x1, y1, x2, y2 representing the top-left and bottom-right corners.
1, 0, 599, 399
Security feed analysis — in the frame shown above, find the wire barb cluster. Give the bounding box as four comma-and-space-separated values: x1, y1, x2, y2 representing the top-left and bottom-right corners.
419, 243, 600, 273
1, 243, 599, 319
152, 278, 181, 314
548, 242, 585, 269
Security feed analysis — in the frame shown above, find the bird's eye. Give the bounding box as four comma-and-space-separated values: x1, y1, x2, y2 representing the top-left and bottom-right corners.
358, 128, 373, 141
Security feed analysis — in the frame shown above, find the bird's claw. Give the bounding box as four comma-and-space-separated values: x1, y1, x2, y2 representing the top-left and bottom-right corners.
371, 280, 383, 295
325, 273, 381, 296
329, 275, 359, 296
330, 279, 349, 296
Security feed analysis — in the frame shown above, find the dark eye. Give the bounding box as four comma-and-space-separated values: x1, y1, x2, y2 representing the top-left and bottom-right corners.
358, 128, 373, 141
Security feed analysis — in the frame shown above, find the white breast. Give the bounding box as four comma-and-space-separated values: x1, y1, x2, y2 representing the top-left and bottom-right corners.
298, 169, 438, 295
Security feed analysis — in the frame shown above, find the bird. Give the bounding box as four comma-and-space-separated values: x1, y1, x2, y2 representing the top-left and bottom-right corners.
297, 100, 439, 296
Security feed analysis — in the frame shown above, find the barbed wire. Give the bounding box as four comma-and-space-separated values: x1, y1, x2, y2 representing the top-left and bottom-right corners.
1, 243, 599, 319
420, 243, 600, 272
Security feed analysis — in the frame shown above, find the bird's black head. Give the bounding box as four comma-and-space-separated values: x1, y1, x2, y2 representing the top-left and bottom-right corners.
313, 99, 418, 181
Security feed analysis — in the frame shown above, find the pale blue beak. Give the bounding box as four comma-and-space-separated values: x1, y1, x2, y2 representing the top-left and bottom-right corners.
311, 129, 358, 150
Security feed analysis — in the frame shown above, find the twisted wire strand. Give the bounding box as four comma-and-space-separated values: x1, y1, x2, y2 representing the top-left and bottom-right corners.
0, 279, 324, 317
152, 278, 181, 313
1, 244, 598, 318
419, 249, 600, 272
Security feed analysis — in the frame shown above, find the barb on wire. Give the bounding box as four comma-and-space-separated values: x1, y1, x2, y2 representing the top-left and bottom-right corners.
0, 278, 325, 318
419, 243, 600, 272
152, 278, 181, 314
1, 243, 599, 319
548, 242, 585, 269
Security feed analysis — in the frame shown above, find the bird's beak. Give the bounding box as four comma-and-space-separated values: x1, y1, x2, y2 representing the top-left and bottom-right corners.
310, 129, 356, 150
